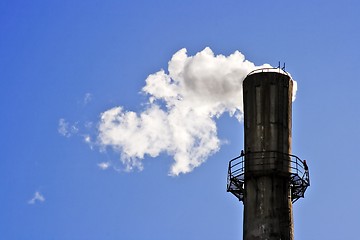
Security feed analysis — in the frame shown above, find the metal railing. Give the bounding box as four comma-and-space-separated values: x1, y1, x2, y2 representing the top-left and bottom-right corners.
227, 151, 310, 203
246, 67, 290, 78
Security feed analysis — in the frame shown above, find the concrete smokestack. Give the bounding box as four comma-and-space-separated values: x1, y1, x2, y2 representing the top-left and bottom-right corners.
243, 71, 293, 240
227, 69, 310, 240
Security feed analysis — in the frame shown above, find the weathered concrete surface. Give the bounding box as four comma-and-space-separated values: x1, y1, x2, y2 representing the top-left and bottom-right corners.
242, 72, 294, 240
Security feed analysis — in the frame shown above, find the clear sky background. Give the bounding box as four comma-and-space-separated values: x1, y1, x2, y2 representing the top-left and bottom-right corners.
1, 1, 360, 239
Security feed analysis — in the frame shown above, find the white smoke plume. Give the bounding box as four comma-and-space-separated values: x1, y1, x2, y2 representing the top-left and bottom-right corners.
97, 47, 296, 176
28, 191, 45, 205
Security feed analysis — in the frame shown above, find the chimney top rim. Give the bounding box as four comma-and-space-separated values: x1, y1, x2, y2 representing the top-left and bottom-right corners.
247, 68, 291, 79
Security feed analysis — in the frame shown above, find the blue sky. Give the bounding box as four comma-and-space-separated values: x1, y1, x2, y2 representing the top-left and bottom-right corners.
1, 1, 360, 239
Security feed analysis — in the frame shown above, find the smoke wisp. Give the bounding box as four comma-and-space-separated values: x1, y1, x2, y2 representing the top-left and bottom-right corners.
97, 47, 296, 175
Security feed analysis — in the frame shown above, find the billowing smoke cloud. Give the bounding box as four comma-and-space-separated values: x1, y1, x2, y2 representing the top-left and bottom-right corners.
97, 47, 296, 175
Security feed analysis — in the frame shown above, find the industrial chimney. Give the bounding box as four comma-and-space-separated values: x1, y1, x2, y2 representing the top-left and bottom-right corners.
227, 68, 310, 240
